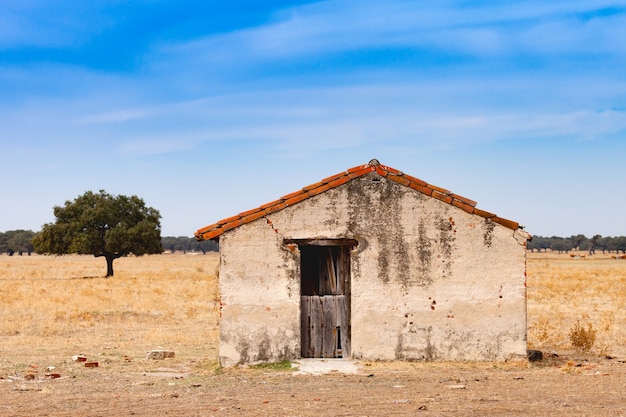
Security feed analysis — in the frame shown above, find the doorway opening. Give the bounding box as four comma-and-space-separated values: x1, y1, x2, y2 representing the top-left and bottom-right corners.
288, 239, 356, 359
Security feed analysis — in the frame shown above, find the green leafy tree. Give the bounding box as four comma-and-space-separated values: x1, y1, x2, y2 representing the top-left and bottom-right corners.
8, 230, 35, 255
569, 234, 588, 251
32, 190, 162, 277
609, 236, 626, 254
589, 234, 602, 255
0, 232, 8, 254
550, 238, 572, 254
527, 236, 551, 252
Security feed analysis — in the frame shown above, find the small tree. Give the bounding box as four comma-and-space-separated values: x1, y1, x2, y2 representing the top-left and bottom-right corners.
32, 190, 162, 277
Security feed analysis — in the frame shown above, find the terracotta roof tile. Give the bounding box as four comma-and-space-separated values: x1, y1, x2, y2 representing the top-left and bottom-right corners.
259, 198, 285, 210
379, 164, 403, 175
347, 166, 375, 178
264, 201, 289, 215
238, 207, 263, 218
403, 174, 427, 187
281, 190, 306, 200
387, 174, 411, 187
221, 219, 244, 232
195, 159, 524, 241
428, 184, 450, 195
195, 228, 223, 241
322, 172, 347, 183
491, 216, 519, 230
474, 208, 496, 219
451, 199, 475, 215
347, 164, 370, 174
284, 191, 310, 206
302, 180, 326, 191
326, 175, 352, 188
307, 182, 332, 197
450, 193, 477, 208
375, 167, 388, 177
409, 181, 433, 196
431, 191, 454, 204
217, 215, 242, 226
241, 209, 267, 224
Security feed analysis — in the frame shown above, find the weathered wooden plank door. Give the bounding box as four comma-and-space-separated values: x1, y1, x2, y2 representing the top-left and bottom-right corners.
299, 243, 352, 358
301, 295, 348, 358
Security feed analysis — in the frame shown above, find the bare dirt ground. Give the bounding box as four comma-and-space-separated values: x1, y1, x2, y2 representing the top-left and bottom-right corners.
1, 356, 625, 416
1, 252, 626, 416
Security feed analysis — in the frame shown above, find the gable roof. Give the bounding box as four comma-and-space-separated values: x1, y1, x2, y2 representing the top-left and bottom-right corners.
195, 159, 523, 241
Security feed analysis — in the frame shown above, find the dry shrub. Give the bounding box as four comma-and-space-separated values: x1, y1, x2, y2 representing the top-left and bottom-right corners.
569, 320, 597, 353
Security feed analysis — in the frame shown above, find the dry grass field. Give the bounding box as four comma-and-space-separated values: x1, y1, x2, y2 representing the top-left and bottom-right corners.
527, 251, 626, 357
1, 251, 625, 416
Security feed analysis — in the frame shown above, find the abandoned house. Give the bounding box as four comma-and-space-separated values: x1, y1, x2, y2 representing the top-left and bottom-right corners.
195, 159, 530, 367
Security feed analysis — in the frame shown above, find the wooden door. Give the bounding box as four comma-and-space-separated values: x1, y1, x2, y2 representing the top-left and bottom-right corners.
299, 244, 352, 358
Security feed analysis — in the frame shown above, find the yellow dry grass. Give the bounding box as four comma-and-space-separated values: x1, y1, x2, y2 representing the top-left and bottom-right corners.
1, 250, 625, 375
527, 251, 626, 356
0, 253, 220, 371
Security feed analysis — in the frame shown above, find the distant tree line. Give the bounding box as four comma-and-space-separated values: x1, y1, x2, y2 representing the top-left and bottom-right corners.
5, 229, 625, 256
1, 230, 217, 256
161, 236, 218, 253
528, 234, 626, 254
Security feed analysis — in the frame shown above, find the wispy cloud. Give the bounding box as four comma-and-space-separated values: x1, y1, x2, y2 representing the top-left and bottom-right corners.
155, 0, 626, 66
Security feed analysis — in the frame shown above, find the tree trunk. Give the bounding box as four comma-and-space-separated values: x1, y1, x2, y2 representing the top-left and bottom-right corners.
105, 255, 115, 277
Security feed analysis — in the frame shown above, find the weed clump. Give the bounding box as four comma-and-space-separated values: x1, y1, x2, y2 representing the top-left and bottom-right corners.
569, 320, 597, 353
250, 360, 294, 371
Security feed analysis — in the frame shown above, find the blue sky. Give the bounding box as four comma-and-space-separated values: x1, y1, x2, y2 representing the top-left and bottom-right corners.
1, 1, 625, 238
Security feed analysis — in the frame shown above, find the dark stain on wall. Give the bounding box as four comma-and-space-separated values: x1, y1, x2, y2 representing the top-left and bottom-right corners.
415, 219, 433, 286
395, 325, 436, 361
483, 218, 495, 247
236, 337, 250, 365
237, 329, 299, 364
255, 332, 272, 362
346, 175, 410, 288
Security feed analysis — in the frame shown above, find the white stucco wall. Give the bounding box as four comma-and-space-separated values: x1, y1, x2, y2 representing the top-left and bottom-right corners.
218, 173, 528, 366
